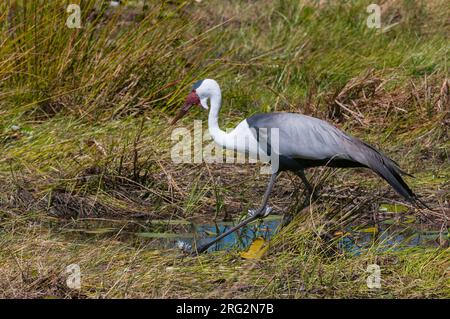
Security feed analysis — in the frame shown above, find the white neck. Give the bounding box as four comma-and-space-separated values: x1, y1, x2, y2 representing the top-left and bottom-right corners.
207, 86, 228, 146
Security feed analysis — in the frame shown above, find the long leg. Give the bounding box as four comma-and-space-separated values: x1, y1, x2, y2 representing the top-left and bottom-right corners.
281, 170, 315, 228
250, 171, 278, 215
296, 170, 314, 199
192, 172, 278, 255
297, 170, 313, 195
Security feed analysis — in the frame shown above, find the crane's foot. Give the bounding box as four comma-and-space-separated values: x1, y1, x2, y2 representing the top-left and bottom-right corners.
248, 206, 273, 218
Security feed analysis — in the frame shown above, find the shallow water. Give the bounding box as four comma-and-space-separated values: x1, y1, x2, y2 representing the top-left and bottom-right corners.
58, 204, 448, 254
188, 216, 282, 252
176, 215, 447, 254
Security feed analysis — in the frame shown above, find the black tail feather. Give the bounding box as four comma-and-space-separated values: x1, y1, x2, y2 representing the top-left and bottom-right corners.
360, 143, 417, 203
365, 150, 433, 212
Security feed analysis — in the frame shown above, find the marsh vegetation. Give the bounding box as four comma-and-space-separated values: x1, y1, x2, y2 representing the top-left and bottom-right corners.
0, 0, 448, 298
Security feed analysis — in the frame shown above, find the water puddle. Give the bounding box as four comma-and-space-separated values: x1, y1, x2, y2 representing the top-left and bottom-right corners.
337, 225, 448, 255
55, 204, 448, 254
58, 215, 281, 252
187, 215, 281, 252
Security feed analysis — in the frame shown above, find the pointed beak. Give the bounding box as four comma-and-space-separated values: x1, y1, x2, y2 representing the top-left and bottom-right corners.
170, 102, 193, 125
170, 90, 200, 125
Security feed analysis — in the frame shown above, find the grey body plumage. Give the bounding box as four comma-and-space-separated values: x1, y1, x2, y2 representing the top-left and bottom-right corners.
246, 112, 415, 201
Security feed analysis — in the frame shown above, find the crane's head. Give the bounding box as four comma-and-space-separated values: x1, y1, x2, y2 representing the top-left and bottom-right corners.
170, 79, 219, 125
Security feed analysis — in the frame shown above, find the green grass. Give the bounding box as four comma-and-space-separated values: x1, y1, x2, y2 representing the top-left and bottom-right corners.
0, 0, 449, 298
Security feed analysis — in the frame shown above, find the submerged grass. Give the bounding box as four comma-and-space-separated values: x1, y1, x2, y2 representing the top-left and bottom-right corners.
0, 0, 449, 298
